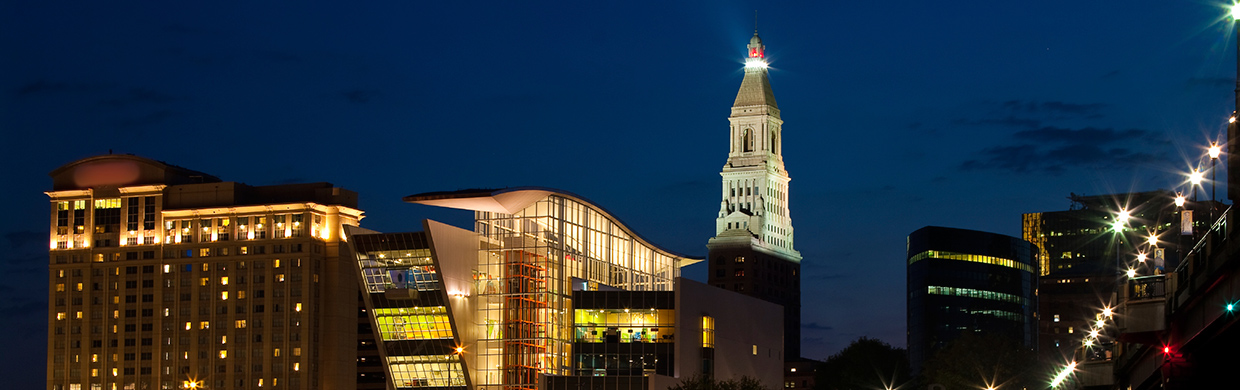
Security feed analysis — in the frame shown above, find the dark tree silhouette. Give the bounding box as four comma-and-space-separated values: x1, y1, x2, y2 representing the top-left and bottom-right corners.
919, 333, 1040, 390
668, 374, 770, 390
814, 337, 910, 390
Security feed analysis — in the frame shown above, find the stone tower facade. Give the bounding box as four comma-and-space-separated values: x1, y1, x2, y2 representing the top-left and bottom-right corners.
706, 31, 803, 360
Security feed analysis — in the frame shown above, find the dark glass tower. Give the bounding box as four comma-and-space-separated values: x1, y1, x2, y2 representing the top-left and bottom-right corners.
906, 226, 1038, 376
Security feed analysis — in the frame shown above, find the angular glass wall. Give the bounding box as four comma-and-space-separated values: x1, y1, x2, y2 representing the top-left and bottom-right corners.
349, 233, 466, 390
471, 194, 682, 390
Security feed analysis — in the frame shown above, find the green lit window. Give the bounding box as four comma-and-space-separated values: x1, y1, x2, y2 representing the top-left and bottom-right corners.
573, 308, 674, 343
927, 285, 1029, 305
374, 307, 452, 340
388, 354, 465, 388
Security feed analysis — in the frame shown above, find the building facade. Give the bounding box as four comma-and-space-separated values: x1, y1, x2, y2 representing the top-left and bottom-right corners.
905, 226, 1038, 376
342, 188, 782, 390
1020, 191, 1216, 366
706, 31, 804, 361
46, 154, 363, 390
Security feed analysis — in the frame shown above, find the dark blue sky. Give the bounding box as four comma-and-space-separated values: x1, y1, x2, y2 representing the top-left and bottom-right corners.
3, 0, 1238, 386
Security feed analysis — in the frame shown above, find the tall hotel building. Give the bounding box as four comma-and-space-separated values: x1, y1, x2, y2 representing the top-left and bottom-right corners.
706, 31, 803, 360
46, 154, 363, 390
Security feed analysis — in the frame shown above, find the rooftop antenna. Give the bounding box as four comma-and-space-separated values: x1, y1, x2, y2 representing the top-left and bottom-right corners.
754, 10, 758, 33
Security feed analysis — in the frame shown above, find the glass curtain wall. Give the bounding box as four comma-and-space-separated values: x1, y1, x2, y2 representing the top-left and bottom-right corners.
472, 195, 680, 390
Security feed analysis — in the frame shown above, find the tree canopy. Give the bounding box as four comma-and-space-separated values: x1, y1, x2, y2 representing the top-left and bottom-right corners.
919, 333, 1040, 390
668, 374, 770, 390
814, 337, 910, 390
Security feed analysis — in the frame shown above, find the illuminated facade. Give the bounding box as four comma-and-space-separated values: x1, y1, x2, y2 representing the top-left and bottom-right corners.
339, 188, 783, 390
905, 226, 1037, 376
1020, 191, 1210, 365
706, 31, 804, 361
46, 154, 363, 390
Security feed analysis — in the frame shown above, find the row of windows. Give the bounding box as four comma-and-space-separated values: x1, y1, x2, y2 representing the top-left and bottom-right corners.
908, 250, 1034, 273
927, 285, 1029, 305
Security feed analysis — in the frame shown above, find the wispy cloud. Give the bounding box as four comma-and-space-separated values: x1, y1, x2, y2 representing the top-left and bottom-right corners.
342, 89, 379, 103
100, 88, 182, 107
803, 322, 834, 331
960, 126, 1171, 174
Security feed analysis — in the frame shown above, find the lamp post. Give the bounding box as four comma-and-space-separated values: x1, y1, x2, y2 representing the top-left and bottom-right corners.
1209, 142, 1222, 221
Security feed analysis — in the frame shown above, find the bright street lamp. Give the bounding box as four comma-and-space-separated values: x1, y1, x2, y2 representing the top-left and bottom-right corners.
1175, 193, 1186, 207
1136, 252, 1147, 262
1051, 361, 1077, 388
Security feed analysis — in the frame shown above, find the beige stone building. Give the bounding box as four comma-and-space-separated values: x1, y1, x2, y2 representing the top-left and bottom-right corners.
46, 154, 363, 390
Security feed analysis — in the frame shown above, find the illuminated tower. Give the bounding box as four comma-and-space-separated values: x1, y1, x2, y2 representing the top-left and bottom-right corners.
706, 31, 803, 360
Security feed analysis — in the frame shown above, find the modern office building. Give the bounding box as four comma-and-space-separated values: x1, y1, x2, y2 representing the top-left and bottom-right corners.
343, 188, 783, 390
1020, 191, 1217, 365
46, 154, 364, 390
905, 226, 1038, 376
706, 30, 804, 361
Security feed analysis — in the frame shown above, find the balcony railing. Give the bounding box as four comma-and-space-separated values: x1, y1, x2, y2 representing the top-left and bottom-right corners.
1118, 275, 1167, 336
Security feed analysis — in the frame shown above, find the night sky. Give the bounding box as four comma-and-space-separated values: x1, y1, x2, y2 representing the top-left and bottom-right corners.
3, 1, 1238, 386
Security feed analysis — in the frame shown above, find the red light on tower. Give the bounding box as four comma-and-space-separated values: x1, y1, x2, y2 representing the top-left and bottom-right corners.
1163, 346, 1170, 354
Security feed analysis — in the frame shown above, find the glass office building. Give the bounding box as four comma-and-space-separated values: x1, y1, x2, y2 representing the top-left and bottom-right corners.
906, 226, 1038, 376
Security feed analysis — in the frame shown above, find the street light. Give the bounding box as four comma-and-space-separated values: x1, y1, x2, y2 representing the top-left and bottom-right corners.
1051, 361, 1077, 388
1175, 193, 1186, 208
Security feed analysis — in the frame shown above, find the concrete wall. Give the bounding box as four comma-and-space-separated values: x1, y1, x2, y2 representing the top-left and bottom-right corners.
674, 278, 783, 389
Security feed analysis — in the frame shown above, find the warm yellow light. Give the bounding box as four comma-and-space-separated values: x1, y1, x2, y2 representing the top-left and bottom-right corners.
1175, 194, 1186, 207
1136, 252, 1147, 263
1146, 235, 1158, 247
1102, 306, 1113, 317
1126, 268, 1137, 278
1096, 319, 1105, 328
745, 58, 768, 69
1190, 169, 1204, 185
1089, 329, 1100, 338
1117, 209, 1131, 222
1231, 3, 1240, 21
455, 346, 465, 354
1209, 143, 1222, 159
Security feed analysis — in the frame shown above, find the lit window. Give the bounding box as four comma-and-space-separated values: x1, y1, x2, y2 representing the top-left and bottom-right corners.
221, 291, 228, 300
75, 311, 82, 319
235, 320, 247, 329
1068, 327, 1074, 334
200, 321, 210, 329
219, 350, 227, 359
56, 312, 66, 320
273, 348, 280, 357
276, 274, 285, 282
294, 362, 300, 371
753, 345, 758, 355
221, 277, 228, 286
185, 322, 191, 330
702, 316, 716, 348
76, 283, 83, 291
295, 303, 301, 312
293, 348, 301, 356
56, 283, 65, 292
163, 264, 171, 273
200, 278, 209, 286
238, 291, 246, 299
1053, 314, 1060, 323
274, 259, 281, 268
221, 336, 227, 344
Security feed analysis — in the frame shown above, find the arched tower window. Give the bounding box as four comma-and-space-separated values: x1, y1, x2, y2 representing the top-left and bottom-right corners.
771, 130, 778, 154
743, 128, 753, 152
